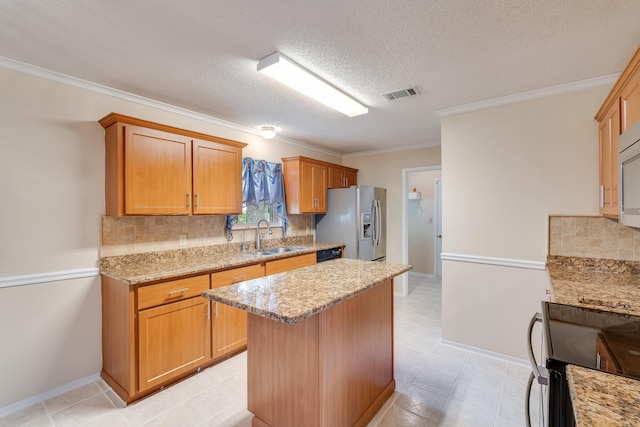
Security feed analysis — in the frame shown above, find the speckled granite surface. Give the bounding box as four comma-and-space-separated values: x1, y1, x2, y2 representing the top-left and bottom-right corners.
547, 256, 640, 315
201, 258, 411, 324
100, 238, 343, 284
567, 365, 640, 427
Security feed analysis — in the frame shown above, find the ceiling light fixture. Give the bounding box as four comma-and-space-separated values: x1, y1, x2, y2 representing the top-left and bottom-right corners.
259, 126, 276, 139
257, 52, 368, 117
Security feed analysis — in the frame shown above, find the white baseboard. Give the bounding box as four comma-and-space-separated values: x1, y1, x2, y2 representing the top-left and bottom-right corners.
440, 339, 530, 367
0, 373, 101, 418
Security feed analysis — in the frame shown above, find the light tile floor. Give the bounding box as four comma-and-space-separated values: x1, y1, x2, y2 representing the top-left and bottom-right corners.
1, 274, 536, 427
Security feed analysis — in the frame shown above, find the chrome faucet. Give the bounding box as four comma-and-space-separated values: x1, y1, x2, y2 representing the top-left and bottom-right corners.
255, 219, 272, 250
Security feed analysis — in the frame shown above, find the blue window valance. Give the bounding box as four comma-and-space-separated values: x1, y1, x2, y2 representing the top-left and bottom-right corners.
225, 157, 288, 239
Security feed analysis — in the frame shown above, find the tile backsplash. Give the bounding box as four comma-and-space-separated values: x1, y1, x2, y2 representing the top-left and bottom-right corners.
549, 215, 640, 260
101, 214, 313, 257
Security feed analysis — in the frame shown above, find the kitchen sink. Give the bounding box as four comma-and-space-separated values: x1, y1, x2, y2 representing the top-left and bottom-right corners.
244, 246, 308, 257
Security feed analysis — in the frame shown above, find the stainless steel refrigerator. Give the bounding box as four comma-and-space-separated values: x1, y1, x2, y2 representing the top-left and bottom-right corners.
315, 186, 386, 262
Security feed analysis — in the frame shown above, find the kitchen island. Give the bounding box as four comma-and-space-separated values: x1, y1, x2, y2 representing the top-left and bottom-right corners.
202, 258, 411, 427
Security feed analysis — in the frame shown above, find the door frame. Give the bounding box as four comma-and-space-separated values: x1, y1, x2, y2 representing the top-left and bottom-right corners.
400, 165, 442, 296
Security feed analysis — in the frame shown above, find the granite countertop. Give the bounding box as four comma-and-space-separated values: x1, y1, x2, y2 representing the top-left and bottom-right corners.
567, 365, 640, 426
100, 240, 344, 285
201, 258, 411, 324
547, 256, 640, 316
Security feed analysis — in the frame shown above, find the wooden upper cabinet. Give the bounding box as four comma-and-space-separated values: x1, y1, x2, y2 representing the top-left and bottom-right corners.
283, 156, 358, 214
598, 103, 620, 217
621, 66, 640, 132
100, 113, 246, 216
192, 138, 242, 215
124, 125, 192, 215
328, 165, 358, 189
595, 45, 640, 218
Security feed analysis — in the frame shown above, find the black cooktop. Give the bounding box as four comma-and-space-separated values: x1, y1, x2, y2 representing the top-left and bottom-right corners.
543, 301, 640, 379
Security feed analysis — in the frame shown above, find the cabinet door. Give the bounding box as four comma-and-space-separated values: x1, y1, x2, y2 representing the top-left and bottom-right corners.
211, 264, 264, 358
621, 68, 640, 132
599, 103, 619, 217
328, 166, 357, 189
265, 253, 316, 275
328, 167, 345, 189
138, 297, 211, 392
596, 334, 620, 374
344, 169, 357, 187
311, 163, 327, 212
124, 125, 192, 215
192, 139, 242, 215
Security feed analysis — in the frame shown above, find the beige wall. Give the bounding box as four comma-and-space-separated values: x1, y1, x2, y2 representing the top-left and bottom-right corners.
344, 146, 442, 290
441, 85, 610, 360
0, 65, 343, 410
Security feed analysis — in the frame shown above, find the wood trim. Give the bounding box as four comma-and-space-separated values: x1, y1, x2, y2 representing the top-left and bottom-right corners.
99, 112, 247, 149
595, 44, 640, 121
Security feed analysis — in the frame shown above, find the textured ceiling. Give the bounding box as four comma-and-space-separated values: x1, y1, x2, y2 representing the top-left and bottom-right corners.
1, 0, 640, 155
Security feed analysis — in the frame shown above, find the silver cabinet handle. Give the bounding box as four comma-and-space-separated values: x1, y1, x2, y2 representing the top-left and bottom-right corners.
195, 192, 200, 208
207, 301, 211, 320
597, 352, 602, 370
168, 287, 189, 295
600, 184, 605, 208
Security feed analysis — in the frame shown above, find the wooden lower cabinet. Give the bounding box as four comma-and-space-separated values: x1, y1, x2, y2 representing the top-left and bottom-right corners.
265, 252, 316, 275
138, 297, 211, 392
596, 333, 621, 374
211, 264, 265, 358
101, 251, 322, 403
101, 274, 211, 403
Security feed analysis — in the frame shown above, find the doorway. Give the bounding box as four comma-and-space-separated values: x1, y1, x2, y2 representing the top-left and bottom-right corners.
401, 166, 442, 296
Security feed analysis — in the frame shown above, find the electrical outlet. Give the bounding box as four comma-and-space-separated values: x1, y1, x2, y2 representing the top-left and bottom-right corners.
179, 235, 187, 246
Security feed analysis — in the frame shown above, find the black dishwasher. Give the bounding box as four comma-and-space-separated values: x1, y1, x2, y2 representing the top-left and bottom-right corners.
316, 247, 343, 263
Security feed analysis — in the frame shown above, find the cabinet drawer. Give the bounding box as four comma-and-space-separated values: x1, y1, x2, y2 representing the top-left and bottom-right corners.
265, 253, 316, 276
138, 275, 210, 310
211, 264, 264, 288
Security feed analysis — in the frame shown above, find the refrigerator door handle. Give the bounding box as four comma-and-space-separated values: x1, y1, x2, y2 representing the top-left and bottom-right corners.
373, 200, 381, 247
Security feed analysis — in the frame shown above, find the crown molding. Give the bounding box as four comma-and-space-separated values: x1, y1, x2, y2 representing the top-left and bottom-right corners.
436, 73, 619, 117
0, 56, 346, 157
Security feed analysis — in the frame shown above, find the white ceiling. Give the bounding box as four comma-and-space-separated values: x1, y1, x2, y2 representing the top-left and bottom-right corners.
2, 1, 640, 155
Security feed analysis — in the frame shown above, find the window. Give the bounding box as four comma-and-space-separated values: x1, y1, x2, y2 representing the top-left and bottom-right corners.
234, 201, 283, 227
225, 157, 288, 239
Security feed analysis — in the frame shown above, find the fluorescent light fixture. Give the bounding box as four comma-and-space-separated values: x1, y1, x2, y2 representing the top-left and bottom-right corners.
257, 52, 368, 117
259, 126, 276, 139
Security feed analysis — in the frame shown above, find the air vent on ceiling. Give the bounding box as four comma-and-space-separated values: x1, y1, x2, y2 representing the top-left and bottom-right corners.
383, 86, 420, 101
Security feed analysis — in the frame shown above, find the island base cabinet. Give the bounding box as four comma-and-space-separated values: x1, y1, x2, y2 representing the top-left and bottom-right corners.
247, 279, 394, 427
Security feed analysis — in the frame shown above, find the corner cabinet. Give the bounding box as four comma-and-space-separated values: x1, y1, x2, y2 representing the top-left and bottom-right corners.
100, 113, 246, 216
282, 156, 358, 214
595, 45, 640, 218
